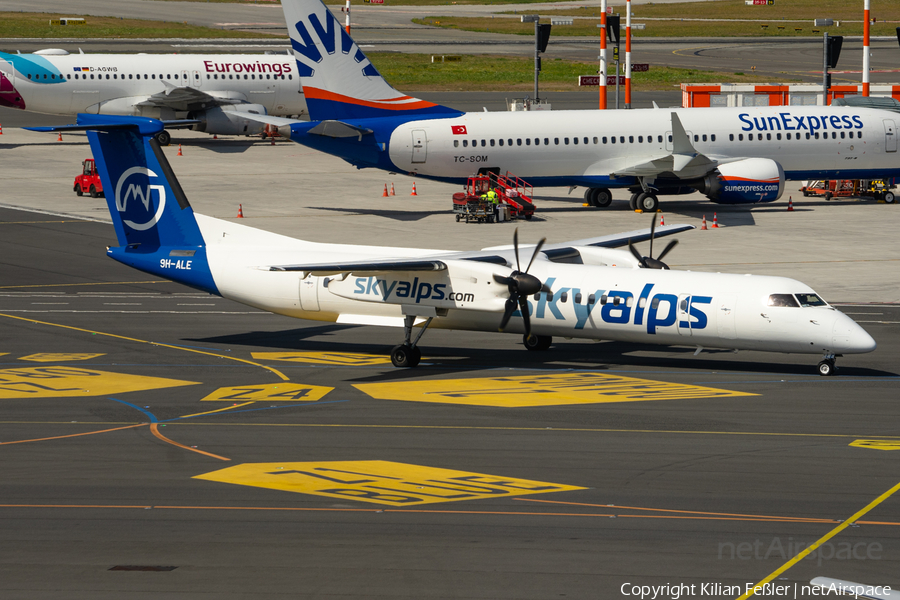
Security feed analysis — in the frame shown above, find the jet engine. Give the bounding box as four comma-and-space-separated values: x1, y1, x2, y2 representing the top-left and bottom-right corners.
694, 157, 785, 204
190, 104, 269, 136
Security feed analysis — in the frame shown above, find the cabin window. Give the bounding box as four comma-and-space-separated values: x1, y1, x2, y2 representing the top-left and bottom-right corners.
638, 136, 643, 143
776, 133, 781, 140
564, 137, 569, 145
767, 294, 799, 308
729, 134, 734, 141
814, 132, 819, 139
711, 134, 716, 141
543, 138, 549, 145
517, 139, 522, 146
833, 132, 838, 139
658, 135, 663, 143
629, 136, 634, 143
574, 292, 583, 304
490, 139, 495, 147
526, 138, 531, 146
756, 133, 761, 140
67, 74, 71, 80
498, 139, 503, 146
144, 74, 148, 79
650, 297, 659, 309
251, 74, 255, 79
481, 139, 486, 147
554, 138, 559, 145
593, 137, 598, 144
207, 74, 210, 79
602, 137, 608, 144
620, 136, 625, 144
508, 138, 513, 146
588, 294, 596, 305
638, 297, 647, 308
857, 131, 862, 138
534, 138, 540, 145
600, 294, 607, 305
91, 74, 95, 79
693, 134, 699, 142
546, 292, 554, 301
766, 133, 771, 140
625, 296, 634, 307
702, 134, 707, 141
786, 132, 791, 140
796, 293, 827, 307
613, 296, 621, 306
573, 137, 578, 145
288, 75, 292, 80
667, 134, 672, 142
462, 140, 468, 147
840, 131, 845, 139
244, 74, 248, 80
454, 140, 459, 148
611, 136, 616, 144
560, 292, 568, 303
806, 133, 811, 139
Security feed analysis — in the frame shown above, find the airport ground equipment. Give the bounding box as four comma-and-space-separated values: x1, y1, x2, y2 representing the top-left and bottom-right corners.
73, 158, 103, 198
452, 172, 536, 223
800, 179, 896, 203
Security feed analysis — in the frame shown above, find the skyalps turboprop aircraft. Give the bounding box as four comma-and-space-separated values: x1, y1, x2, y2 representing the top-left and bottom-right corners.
28, 115, 877, 375
276, 0, 900, 212
0, 49, 306, 145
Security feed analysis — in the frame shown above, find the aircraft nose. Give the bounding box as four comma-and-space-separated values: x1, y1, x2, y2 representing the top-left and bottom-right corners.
832, 312, 877, 354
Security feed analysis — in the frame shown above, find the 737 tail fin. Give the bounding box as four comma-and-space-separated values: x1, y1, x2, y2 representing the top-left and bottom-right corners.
26, 114, 218, 294
281, 0, 459, 121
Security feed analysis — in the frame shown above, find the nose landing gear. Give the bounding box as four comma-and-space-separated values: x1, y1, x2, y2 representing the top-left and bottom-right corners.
817, 353, 837, 376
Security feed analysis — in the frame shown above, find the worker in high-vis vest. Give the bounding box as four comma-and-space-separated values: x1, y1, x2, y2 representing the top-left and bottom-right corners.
486, 189, 500, 221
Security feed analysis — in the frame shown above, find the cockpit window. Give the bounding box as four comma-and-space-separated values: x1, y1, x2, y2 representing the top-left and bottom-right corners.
767, 294, 799, 308
795, 293, 827, 307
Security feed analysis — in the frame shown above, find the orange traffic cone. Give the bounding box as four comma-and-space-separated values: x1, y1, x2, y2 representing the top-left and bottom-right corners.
390, 183, 395, 196
700, 215, 708, 230
659, 213, 665, 226
57, 132, 63, 142
787, 196, 794, 211
410, 181, 418, 196
177, 144, 183, 156
213, 134, 218, 140
0, 123, 3, 135
382, 184, 389, 197
711, 212, 719, 228
236, 204, 244, 218
270, 137, 275, 146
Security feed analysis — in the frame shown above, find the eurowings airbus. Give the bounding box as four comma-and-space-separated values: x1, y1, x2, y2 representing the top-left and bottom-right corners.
276, 0, 900, 212
0, 49, 307, 144
29, 114, 876, 374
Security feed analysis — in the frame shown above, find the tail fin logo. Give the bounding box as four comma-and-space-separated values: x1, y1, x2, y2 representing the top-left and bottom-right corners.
290, 13, 378, 79
115, 166, 166, 232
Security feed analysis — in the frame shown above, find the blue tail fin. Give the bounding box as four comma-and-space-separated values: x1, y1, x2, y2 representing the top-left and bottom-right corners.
27, 114, 218, 294
281, 0, 460, 121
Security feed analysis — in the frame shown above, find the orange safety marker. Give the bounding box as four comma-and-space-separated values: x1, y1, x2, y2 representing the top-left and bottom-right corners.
213, 134, 218, 140
236, 204, 244, 218
787, 196, 794, 211
0, 123, 3, 135
57, 132, 63, 142
382, 184, 389, 197
390, 183, 395, 196
270, 137, 275, 146
659, 213, 665, 226
177, 144, 183, 156
700, 215, 708, 230
711, 212, 719, 228
411, 181, 418, 196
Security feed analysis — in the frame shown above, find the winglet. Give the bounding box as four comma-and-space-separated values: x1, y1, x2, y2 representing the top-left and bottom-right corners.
670, 113, 695, 155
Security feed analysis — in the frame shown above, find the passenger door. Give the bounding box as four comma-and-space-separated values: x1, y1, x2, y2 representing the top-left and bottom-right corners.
299, 277, 320, 312
884, 120, 896, 153
716, 296, 737, 339
677, 294, 692, 337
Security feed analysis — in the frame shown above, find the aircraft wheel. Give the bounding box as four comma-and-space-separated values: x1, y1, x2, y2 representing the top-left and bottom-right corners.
584, 188, 596, 206
824, 191, 833, 201
884, 191, 896, 204
524, 214, 533, 220
155, 130, 171, 146
89, 185, 99, 199
523, 334, 552, 351
594, 187, 613, 207
75, 186, 83, 197
629, 193, 640, 211
637, 192, 659, 212
817, 359, 836, 376
391, 344, 420, 368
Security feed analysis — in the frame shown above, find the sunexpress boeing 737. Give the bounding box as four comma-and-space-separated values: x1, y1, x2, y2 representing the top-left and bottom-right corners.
30, 114, 876, 374
276, 0, 900, 212
0, 49, 306, 144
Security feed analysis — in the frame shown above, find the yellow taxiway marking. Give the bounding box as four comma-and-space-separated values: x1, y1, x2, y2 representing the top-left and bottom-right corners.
252, 351, 393, 366
0, 366, 198, 399
849, 439, 900, 451
0, 312, 288, 381
201, 383, 332, 402
355, 372, 756, 407
194, 460, 584, 506
736, 479, 900, 600
18, 353, 105, 363
0, 353, 7, 357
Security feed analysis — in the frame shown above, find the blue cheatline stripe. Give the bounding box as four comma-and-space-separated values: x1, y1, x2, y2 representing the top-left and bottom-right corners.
109, 397, 159, 423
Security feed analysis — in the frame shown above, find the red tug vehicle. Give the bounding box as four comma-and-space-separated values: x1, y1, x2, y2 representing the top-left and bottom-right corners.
452, 170, 536, 223
74, 158, 104, 198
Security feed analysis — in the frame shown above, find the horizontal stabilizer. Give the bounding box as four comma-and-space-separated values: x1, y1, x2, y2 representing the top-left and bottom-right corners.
307, 120, 374, 140
26, 113, 164, 135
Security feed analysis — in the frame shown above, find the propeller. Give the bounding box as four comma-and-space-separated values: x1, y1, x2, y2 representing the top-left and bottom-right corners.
628, 214, 679, 270
494, 229, 547, 336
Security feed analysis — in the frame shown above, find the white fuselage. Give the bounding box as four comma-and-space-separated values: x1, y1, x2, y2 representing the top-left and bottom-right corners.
386, 106, 899, 183
191, 215, 875, 357
0, 52, 306, 118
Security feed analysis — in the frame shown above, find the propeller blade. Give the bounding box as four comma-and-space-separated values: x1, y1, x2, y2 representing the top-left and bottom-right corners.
513, 228, 521, 272
518, 295, 532, 337
657, 239, 679, 262
498, 296, 518, 332
627, 239, 646, 268
524, 237, 547, 273
643, 257, 669, 270
648, 214, 657, 258
493, 273, 514, 287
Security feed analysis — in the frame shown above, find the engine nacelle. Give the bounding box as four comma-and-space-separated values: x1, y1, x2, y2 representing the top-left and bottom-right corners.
191, 104, 269, 136
695, 158, 785, 204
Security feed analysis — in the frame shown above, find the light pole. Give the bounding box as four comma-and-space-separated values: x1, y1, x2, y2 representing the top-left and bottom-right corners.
521, 15, 551, 105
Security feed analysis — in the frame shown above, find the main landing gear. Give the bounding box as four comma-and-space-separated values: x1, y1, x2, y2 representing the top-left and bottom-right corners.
584, 187, 613, 208
817, 353, 838, 376
523, 334, 552, 351
629, 191, 659, 212
390, 314, 434, 368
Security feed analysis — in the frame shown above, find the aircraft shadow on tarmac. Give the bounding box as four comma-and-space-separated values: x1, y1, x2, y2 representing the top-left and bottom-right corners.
189, 328, 895, 380
308, 206, 450, 221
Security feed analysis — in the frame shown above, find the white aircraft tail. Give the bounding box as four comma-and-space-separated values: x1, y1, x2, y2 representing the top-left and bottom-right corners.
282, 0, 459, 121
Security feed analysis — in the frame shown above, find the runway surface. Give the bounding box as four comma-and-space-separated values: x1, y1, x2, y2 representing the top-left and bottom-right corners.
1, 200, 899, 599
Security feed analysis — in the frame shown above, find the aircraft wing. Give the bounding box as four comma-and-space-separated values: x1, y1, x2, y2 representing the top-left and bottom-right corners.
611, 113, 717, 180
265, 224, 693, 274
